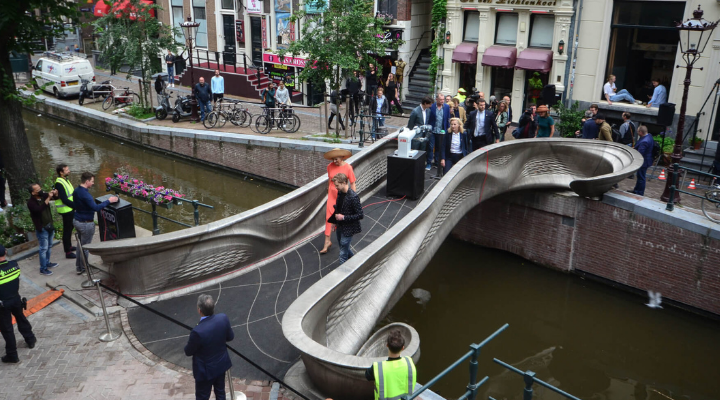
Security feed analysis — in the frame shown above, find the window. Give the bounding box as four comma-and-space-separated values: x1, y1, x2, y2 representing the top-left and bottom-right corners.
605, 1, 683, 103
172, 0, 184, 44
377, 0, 397, 19
222, 0, 234, 9
463, 12, 479, 42
495, 13, 518, 45
193, 0, 208, 48
36, 60, 43, 70
529, 14, 554, 48
491, 67, 513, 100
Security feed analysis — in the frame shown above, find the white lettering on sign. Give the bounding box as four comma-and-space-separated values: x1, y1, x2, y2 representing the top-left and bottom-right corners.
101, 209, 116, 224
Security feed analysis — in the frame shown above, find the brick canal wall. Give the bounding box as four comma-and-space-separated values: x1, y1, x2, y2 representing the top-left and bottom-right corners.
25, 95, 356, 188
452, 191, 720, 317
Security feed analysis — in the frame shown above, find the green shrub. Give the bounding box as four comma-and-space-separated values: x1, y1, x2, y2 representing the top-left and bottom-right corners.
553, 100, 585, 138
653, 135, 674, 154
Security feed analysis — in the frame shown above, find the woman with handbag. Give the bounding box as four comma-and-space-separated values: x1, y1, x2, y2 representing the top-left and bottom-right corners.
495, 100, 509, 141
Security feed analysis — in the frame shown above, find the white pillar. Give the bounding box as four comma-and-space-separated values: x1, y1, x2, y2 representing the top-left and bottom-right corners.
474, 7, 491, 92
551, 11, 573, 95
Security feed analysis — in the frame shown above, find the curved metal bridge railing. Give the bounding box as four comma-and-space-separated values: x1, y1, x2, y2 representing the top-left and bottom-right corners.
281, 138, 642, 400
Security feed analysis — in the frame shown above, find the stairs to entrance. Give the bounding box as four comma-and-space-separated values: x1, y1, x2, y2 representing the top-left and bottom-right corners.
402, 51, 433, 113
682, 140, 718, 172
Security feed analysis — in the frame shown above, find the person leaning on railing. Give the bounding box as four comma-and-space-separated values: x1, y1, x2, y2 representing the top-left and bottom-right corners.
274, 80, 291, 107
73, 172, 118, 275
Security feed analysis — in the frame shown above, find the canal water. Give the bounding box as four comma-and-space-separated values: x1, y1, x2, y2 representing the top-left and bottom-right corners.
23, 111, 290, 233
385, 238, 720, 400
24, 112, 720, 399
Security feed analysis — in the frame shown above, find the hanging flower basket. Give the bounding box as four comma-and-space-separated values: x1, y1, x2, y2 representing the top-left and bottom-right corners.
105, 174, 185, 209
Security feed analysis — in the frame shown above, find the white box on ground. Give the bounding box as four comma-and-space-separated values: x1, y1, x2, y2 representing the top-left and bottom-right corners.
394, 128, 417, 158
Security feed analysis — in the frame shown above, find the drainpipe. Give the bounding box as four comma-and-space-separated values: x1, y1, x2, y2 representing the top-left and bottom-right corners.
565, 0, 583, 105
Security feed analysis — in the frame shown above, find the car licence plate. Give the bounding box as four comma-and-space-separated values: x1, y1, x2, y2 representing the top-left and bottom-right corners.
67, 81, 78, 86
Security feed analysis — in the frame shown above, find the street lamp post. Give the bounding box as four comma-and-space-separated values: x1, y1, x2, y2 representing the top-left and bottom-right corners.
180, 16, 201, 122
661, 5, 718, 202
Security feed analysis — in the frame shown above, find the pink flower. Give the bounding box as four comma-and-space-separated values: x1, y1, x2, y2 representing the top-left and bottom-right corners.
105, 177, 111, 182
163, 195, 172, 201
133, 179, 138, 184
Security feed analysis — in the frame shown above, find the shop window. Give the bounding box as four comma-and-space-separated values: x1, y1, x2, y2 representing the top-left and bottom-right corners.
171, 0, 184, 44
605, 1, 683, 103
377, 0, 397, 19
529, 14, 554, 48
192, 0, 208, 48
463, 12, 479, 42
495, 13, 518, 46
491, 67, 513, 101
221, 0, 234, 10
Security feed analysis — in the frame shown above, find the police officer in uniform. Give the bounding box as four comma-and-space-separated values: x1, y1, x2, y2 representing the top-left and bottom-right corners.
54, 164, 76, 259
365, 329, 416, 400
0, 244, 37, 363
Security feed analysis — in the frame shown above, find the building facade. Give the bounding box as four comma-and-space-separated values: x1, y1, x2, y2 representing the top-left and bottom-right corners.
158, 0, 430, 105
442, 0, 574, 121
571, 0, 720, 141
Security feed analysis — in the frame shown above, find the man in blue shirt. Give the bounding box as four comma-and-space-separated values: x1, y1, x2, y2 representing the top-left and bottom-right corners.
426, 93, 450, 170
630, 125, 654, 196
211, 70, 224, 104
647, 78, 667, 108
73, 172, 118, 275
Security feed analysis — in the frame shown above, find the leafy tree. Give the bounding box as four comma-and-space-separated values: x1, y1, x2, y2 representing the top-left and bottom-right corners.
281, 0, 401, 133
553, 100, 585, 138
94, 0, 179, 110
0, 0, 80, 206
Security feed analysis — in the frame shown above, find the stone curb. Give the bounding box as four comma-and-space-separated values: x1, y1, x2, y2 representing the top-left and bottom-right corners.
45, 280, 124, 317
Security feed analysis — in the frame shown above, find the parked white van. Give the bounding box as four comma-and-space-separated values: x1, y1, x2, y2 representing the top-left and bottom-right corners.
32, 52, 95, 98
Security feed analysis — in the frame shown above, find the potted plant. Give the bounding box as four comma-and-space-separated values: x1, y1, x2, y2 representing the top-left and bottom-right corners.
528, 72, 544, 104
690, 136, 704, 150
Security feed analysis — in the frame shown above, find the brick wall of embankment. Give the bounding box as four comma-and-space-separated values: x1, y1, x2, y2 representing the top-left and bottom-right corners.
26, 96, 356, 187
452, 190, 720, 317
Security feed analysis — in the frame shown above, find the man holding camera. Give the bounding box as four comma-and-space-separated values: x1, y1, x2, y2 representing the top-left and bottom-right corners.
27, 184, 59, 276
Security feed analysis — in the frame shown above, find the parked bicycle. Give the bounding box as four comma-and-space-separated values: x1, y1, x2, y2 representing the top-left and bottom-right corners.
253, 105, 300, 134
702, 183, 720, 223
102, 86, 140, 110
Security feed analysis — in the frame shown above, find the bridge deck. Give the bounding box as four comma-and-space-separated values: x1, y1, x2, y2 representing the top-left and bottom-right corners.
127, 170, 439, 380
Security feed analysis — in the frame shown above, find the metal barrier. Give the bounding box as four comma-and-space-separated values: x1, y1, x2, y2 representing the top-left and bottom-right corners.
404, 324, 508, 400
664, 163, 720, 223
491, 358, 582, 400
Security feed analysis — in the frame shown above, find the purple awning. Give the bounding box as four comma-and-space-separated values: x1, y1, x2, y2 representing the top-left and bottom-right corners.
451, 42, 478, 64
481, 46, 518, 68
515, 48, 553, 73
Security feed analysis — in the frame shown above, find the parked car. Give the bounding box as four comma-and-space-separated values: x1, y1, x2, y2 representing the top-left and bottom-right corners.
32, 51, 94, 99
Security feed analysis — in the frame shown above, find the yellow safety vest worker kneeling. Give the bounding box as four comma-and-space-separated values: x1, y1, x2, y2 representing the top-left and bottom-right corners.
54, 177, 74, 214
373, 356, 417, 400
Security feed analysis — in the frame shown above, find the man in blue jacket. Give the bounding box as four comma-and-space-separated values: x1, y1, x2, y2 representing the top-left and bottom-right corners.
426, 94, 450, 171
185, 294, 235, 400
630, 125, 654, 196
73, 172, 118, 275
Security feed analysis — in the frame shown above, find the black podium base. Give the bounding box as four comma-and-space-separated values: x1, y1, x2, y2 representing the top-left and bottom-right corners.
387, 151, 426, 200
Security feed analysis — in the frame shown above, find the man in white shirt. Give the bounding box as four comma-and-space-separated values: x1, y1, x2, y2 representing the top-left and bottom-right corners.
604, 75, 635, 105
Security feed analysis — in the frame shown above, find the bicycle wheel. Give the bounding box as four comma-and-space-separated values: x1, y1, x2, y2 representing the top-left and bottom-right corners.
241, 110, 253, 127
204, 111, 219, 129
230, 109, 244, 126
217, 111, 229, 128
280, 114, 301, 133
255, 115, 271, 134
702, 190, 720, 223
128, 93, 141, 106
102, 95, 114, 110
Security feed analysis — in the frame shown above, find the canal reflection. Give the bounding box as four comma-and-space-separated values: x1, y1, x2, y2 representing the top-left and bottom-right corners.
386, 238, 720, 400
24, 111, 290, 233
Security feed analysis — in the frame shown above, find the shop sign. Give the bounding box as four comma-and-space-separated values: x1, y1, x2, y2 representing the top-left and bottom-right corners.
376, 29, 402, 45
305, 0, 327, 13
236, 20, 245, 44
459, 0, 557, 5
261, 16, 268, 49
247, 0, 263, 14
263, 53, 307, 68
264, 64, 297, 88
276, 13, 294, 49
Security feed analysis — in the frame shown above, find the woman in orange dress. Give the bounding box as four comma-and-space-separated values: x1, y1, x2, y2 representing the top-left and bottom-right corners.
321, 148, 356, 254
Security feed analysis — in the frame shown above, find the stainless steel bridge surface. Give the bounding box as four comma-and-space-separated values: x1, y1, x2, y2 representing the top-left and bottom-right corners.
86, 134, 640, 399
281, 138, 641, 400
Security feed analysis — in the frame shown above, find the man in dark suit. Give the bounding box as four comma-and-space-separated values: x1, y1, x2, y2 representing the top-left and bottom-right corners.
464, 99, 499, 151
185, 294, 235, 400
426, 93, 451, 170
407, 97, 433, 152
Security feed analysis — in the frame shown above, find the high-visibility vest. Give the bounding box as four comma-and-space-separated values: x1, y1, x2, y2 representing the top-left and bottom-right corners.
0, 261, 20, 286
54, 177, 74, 214
373, 356, 416, 400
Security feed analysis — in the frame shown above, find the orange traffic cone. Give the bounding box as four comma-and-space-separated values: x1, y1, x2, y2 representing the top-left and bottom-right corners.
688, 179, 696, 190
658, 169, 666, 181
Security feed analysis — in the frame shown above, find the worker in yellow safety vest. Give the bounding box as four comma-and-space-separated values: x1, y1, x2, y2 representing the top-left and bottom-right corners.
366, 329, 417, 400
0, 244, 37, 363
54, 164, 77, 259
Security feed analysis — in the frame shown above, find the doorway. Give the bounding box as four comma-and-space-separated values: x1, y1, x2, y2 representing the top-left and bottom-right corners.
251, 17, 263, 66
458, 64, 477, 95
222, 15, 236, 65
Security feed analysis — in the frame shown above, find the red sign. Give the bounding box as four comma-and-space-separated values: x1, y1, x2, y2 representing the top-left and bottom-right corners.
236, 20, 245, 44
261, 17, 267, 50
263, 53, 307, 68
